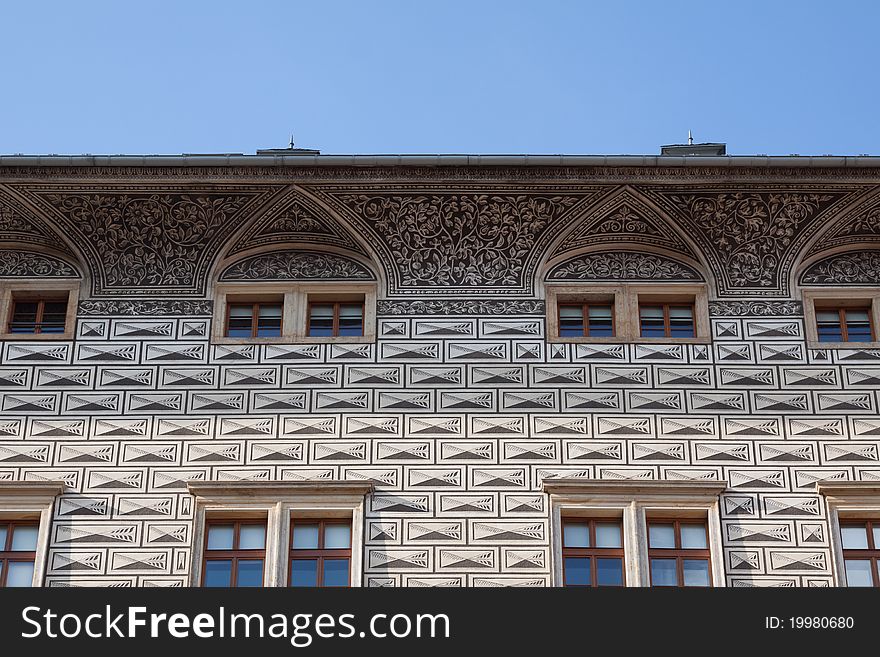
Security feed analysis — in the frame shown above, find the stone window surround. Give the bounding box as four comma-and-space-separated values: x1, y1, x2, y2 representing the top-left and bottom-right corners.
802, 288, 880, 350
0, 281, 80, 341
211, 282, 377, 345
0, 481, 65, 587
545, 283, 711, 344
817, 481, 880, 587
187, 481, 372, 587
544, 479, 726, 587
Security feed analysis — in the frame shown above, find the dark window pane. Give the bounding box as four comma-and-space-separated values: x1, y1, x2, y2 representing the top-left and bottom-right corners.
650, 558, 677, 586
338, 304, 363, 337
323, 559, 350, 587
5, 561, 34, 587
817, 324, 844, 342
290, 559, 319, 587
256, 304, 282, 337
204, 560, 233, 587
640, 306, 666, 337
308, 304, 335, 337
236, 559, 264, 587
669, 306, 695, 338
10, 302, 39, 333
596, 558, 624, 586
564, 557, 591, 586
227, 305, 255, 338
682, 559, 710, 587
559, 306, 585, 337
845, 310, 872, 342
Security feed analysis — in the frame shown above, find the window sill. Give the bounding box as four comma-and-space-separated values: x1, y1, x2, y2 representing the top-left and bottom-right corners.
0, 331, 74, 341
211, 335, 375, 345
807, 340, 880, 350
548, 336, 712, 345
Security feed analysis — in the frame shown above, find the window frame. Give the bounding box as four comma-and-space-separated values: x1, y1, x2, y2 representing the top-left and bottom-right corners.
638, 302, 697, 339
557, 303, 616, 338
202, 519, 269, 587
306, 300, 365, 339
0, 481, 63, 588
802, 288, 880, 349
187, 481, 371, 587
646, 518, 712, 587
212, 283, 376, 344
289, 519, 353, 587
817, 482, 880, 587
0, 283, 79, 341
560, 517, 626, 587
545, 479, 726, 587
814, 307, 874, 343
839, 520, 880, 587
224, 300, 284, 339
546, 283, 710, 344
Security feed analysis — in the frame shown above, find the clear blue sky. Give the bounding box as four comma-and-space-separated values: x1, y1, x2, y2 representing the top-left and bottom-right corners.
4, 1, 878, 156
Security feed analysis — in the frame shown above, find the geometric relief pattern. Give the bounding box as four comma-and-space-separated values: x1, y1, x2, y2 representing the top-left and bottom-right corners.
0, 169, 875, 588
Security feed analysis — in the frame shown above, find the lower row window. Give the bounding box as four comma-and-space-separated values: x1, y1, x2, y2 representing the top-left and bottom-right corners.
203, 519, 352, 587
841, 521, 880, 587
0, 521, 38, 587
562, 517, 711, 587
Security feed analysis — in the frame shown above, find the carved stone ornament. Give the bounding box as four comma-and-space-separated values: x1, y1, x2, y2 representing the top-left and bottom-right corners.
708, 300, 803, 317
546, 251, 702, 282
0, 250, 79, 278
20, 186, 278, 296
0, 188, 73, 253
800, 250, 880, 285
644, 188, 853, 296
315, 187, 605, 295
219, 250, 375, 281
550, 188, 695, 259
377, 299, 546, 315
78, 299, 214, 316
807, 195, 880, 255
229, 189, 366, 255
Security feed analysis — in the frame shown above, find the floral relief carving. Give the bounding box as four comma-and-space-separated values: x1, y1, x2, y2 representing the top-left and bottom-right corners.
0, 250, 79, 277
552, 190, 695, 259
708, 300, 803, 317
546, 251, 702, 281
646, 189, 849, 296
377, 299, 545, 315
807, 196, 880, 256
800, 251, 880, 285
78, 300, 214, 316
220, 250, 374, 281
229, 192, 366, 255
26, 188, 272, 295
325, 190, 598, 294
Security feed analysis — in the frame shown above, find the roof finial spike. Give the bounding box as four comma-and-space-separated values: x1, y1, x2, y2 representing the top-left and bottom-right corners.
688, 130, 693, 146
289, 133, 295, 149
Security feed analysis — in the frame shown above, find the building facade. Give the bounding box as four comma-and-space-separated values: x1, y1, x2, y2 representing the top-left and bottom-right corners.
0, 154, 879, 588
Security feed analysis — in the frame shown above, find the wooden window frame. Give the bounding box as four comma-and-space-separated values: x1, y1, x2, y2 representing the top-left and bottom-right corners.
306, 300, 365, 339
224, 301, 284, 339
840, 520, 880, 587
0, 283, 79, 341
0, 520, 38, 587
202, 519, 268, 587
646, 519, 712, 588
557, 303, 615, 338
802, 289, 880, 349
814, 307, 875, 344
638, 302, 696, 339
561, 518, 625, 587
289, 519, 352, 587
8, 298, 68, 335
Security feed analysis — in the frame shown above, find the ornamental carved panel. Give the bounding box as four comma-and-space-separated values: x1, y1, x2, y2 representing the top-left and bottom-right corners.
0, 187, 74, 254
16, 185, 279, 296
219, 250, 375, 281
800, 250, 880, 285
806, 192, 880, 256
546, 251, 702, 282
643, 188, 855, 297
549, 187, 696, 260
0, 249, 79, 277
228, 188, 366, 256
312, 186, 607, 296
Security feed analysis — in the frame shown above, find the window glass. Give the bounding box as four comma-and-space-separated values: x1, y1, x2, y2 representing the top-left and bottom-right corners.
10, 526, 39, 552
290, 559, 319, 587
587, 305, 614, 337
338, 304, 364, 337
255, 304, 283, 337
227, 305, 255, 338
844, 559, 874, 587
5, 561, 34, 588
648, 523, 676, 549
595, 558, 624, 586
308, 304, 335, 337
650, 558, 677, 586
238, 524, 266, 550
639, 305, 666, 337
595, 522, 622, 548
323, 559, 350, 586
324, 524, 351, 549
841, 525, 869, 550
236, 560, 264, 587
559, 306, 586, 337
292, 524, 320, 550
682, 559, 710, 587
207, 525, 234, 551
680, 524, 707, 550
563, 522, 590, 548
564, 557, 590, 586
204, 560, 232, 587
